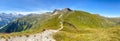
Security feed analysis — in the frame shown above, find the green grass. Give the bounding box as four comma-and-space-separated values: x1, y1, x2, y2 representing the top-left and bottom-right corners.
53, 26, 120, 41
0, 10, 120, 41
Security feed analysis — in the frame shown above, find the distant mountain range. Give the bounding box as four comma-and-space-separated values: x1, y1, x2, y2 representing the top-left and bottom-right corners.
0, 13, 23, 27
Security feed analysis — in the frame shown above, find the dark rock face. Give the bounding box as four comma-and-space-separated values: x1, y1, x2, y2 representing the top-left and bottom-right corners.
62, 8, 72, 12
52, 9, 61, 15
53, 9, 61, 13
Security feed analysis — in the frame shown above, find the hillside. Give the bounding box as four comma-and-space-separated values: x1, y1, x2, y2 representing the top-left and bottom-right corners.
0, 14, 50, 33
0, 8, 120, 41
107, 17, 120, 26
39, 10, 115, 33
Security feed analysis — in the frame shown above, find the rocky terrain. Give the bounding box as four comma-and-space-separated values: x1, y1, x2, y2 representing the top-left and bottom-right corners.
0, 30, 58, 41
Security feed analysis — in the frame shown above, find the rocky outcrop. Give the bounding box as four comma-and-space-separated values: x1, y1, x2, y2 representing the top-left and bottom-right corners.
62, 8, 72, 12
52, 8, 72, 15
52, 9, 61, 15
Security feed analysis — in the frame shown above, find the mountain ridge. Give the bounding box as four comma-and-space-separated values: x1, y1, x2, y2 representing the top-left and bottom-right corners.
0, 8, 120, 41
0, 8, 118, 33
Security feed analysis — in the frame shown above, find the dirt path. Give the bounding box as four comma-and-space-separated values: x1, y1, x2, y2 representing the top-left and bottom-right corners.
57, 14, 64, 31
0, 30, 58, 41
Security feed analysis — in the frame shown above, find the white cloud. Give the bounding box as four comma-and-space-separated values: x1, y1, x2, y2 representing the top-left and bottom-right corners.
14, 10, 51, 15
0, 10, 51, 15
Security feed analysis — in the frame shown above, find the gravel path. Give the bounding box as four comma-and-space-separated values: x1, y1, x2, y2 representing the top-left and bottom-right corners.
0, 30, 58, 41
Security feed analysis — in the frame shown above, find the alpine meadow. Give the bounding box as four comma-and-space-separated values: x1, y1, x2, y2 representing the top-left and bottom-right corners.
0, 0, 120, 41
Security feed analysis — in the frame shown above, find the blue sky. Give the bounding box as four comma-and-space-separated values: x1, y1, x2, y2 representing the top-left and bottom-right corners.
0, 0, 120, 17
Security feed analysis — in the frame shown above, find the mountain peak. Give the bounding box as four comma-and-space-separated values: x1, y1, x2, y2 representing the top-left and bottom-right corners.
62, 8, 72, 11
52, 8, 72, 15
52, 9, 61, 15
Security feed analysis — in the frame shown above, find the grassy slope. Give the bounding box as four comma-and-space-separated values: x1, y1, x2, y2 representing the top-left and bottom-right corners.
39, 11, 114, 33
0, 10, 120, 41
30, 10, 119, 41
52, 11, 120, 41
53, 26, 120, 41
